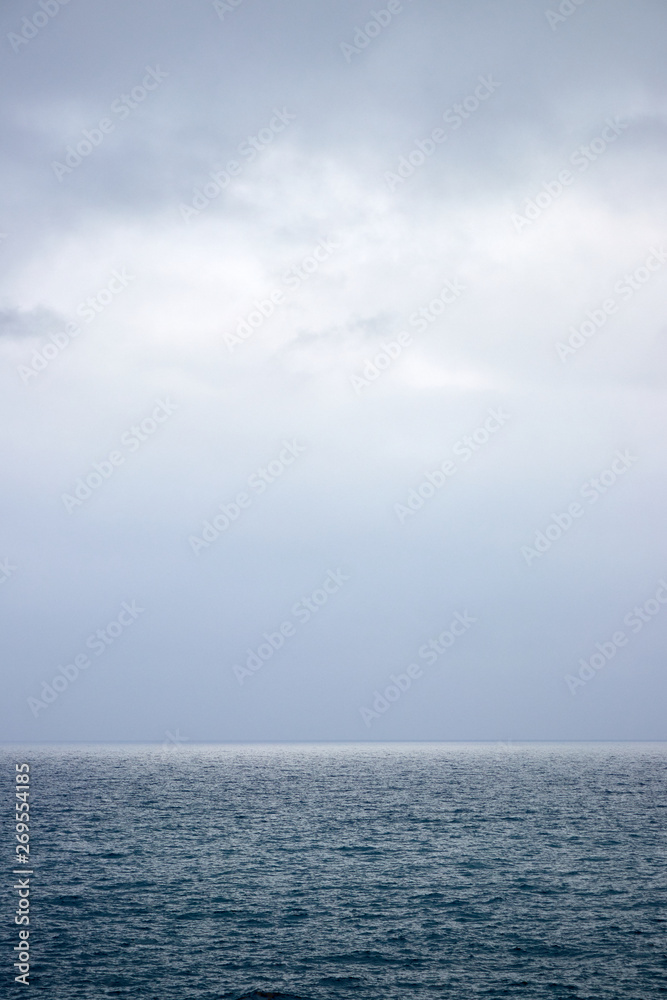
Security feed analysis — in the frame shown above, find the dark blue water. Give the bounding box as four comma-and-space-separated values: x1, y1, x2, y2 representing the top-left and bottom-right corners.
2, 743, 666, 999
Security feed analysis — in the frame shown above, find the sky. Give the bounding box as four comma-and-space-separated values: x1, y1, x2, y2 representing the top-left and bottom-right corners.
1, 0, 666, 743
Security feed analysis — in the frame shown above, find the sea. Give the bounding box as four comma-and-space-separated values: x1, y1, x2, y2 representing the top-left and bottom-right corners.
2, 742, 666, 999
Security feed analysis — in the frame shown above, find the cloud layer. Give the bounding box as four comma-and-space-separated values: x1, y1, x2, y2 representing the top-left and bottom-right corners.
1, 0, 666, 742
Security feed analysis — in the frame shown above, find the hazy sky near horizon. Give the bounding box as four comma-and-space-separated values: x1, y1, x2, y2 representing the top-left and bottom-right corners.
1, 0, 666, 743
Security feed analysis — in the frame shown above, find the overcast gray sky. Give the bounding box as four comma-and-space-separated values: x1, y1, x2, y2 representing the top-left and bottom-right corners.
1, 0, 666, 743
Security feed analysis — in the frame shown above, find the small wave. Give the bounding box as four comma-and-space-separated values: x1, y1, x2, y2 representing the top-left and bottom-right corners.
234, 992, 304, 1000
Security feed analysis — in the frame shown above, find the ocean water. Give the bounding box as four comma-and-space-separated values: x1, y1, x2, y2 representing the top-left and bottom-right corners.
2, 742, 666, 999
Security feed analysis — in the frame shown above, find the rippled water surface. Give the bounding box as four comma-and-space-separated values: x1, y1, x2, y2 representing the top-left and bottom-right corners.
2, 743, 666, 999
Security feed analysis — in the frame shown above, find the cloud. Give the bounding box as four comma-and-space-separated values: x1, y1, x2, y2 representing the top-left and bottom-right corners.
0, 0, 666, 742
